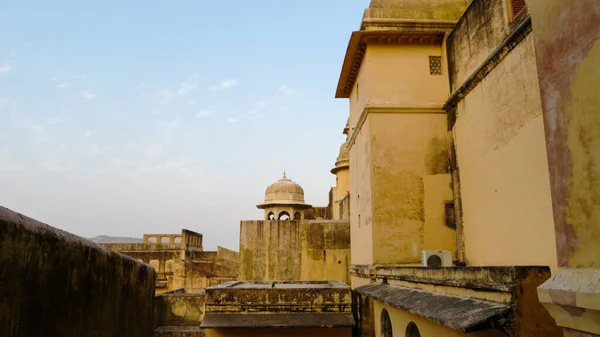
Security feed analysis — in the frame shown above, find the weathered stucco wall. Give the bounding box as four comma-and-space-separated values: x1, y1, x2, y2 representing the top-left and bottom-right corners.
349, 116, 374, 266
154, 291, 206, 327
447, 0, 517, 91
529, 0, 600, 335
446, 0, 557, 269
239, 220, 350, 283
332, 168, 350, 220
370, 112, 448, 264
366, 45, 449, 105
365, 0, 470, 22
347, 41, 453, 267
423, 174, 456, 257
205, 328, 351, 337
373, 302, 504, 337
0, 206, 155, 337
354, 266, 560, 337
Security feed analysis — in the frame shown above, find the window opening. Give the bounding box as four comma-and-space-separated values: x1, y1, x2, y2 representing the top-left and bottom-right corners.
445, 202, 456, 228
509, 0, 527, 20
381, 309, 393, 337
278, 211, 290, 221
429, 56, 442, 75
406, 322, 421, 337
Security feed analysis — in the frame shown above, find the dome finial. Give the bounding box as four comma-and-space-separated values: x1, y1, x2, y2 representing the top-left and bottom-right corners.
283, 170, 287, 178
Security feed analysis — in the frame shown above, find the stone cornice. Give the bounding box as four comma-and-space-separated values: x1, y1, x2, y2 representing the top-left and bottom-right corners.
335, 30, 447, 99
347, 103, 445, 151
443, 15, 532, 113
537, 268, 600, 335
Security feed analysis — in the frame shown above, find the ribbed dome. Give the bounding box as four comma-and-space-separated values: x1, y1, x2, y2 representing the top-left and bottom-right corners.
255, 171, 313, 210
265, 172, 304, 196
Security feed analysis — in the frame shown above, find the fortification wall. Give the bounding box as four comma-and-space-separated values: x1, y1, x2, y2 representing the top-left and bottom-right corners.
239, 220, 351, 283
0, 205, 155, 337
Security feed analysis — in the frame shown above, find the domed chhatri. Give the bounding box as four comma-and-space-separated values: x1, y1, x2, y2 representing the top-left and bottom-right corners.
331, 141, 349, 175
257, 171, 312, 221
264, 171, 305, 201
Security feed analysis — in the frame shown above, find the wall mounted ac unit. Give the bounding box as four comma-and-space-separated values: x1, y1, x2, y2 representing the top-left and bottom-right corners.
421, 250, 452, 267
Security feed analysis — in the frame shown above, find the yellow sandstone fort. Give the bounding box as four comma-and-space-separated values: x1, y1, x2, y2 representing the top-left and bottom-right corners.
0, 0, 599, 337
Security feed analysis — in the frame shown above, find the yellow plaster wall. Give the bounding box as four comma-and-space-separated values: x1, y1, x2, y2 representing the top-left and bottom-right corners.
373, 302, 506, 337
239, 220, 351, 283
349, 118, 374, 265
453, 35, 557, 269
423, 174, 456, 258
205, 327, 351, 337
348, 43, 451, 266
366, 44, 450, 105
365, 0, 470, 22
351, 275, 372, 289
349, 50, 370, 132
370, 112, 448, 264
332, 168, 350, 220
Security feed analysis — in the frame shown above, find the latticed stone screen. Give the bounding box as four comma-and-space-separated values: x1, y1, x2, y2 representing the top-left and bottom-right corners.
429, 56, 442, 75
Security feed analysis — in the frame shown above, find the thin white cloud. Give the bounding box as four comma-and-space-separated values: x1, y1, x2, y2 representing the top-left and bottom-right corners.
187, 99, 198, 106
56, 82, 70, 89
0, 162, 29, 172
84, 144, 110, 157
137, 157, 203, 174
81, 90, 96, 101
0, 97, 17, 109
26, 124, 45, 133
176, 73, 200, 96
145, 145, 164, 160
278, 84, 293, 96
0, 61, 13, 73
157, 119, 181, 133
196, 110, 212, 118
84, 129, 93, 139
209, 79, 238, 92
227, 99, 270, 122
42, 157, 76, 172
42, 146, 75, 171
156, 90, 173, 105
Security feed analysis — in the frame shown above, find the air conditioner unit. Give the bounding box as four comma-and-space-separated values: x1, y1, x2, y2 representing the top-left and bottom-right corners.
421, 250, 452, 267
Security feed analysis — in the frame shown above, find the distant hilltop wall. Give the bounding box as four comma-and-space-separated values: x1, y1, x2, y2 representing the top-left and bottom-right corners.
89, 235, 143, 243
0, 205, 155, 337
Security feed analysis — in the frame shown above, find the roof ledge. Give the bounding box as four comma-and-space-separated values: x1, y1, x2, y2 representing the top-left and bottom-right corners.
356, 283, 511, 333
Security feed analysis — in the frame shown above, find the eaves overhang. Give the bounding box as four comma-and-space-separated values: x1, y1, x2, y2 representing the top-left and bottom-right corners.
356, 283, 512, 333
256, 201, 313, 209
335, 29, 449, 99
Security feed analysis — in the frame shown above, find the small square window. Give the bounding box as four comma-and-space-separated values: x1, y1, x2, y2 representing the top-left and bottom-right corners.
429, 56, 442, 75
445, 202, 456, 228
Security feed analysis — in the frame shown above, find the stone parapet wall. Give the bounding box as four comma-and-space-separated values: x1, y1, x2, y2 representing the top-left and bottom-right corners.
0, 205, 155, 337
154, 291, 206, 327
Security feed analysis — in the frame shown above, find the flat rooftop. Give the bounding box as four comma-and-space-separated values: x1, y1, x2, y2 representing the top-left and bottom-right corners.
202, 280, 355, 329
211, 280, 349, 290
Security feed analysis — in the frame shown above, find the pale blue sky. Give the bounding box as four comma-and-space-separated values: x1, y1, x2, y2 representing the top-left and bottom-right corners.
0, 0, 369, 250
